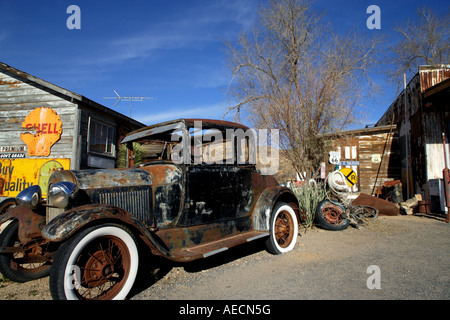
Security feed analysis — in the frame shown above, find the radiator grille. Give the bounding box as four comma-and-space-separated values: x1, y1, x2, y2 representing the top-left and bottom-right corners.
94, 187, 152, 222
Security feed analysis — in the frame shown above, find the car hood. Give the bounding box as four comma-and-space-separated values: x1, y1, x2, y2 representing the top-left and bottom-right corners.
48, 168, 152, 190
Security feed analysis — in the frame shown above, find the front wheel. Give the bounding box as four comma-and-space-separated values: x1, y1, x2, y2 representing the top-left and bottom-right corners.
266, 202, 298, 254
49, 224, 139, 300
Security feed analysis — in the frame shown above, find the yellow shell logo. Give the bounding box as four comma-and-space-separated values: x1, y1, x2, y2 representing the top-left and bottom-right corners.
20, 107, 63, 157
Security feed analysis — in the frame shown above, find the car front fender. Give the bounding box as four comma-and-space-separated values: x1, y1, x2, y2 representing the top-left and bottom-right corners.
41, 204, 172, 258
252, 186, 299, 231
0, 205, 46, 243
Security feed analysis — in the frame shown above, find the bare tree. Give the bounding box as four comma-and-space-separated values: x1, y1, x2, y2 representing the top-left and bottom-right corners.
389, 6, 450, 82
225, 0, 381, 177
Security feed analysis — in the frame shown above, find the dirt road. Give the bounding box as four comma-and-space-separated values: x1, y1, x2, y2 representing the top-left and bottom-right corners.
1, 214, 449, 300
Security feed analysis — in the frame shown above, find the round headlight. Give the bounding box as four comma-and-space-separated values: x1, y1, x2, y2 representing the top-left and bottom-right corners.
48, 182, 78, 208
16, 185, 42, 209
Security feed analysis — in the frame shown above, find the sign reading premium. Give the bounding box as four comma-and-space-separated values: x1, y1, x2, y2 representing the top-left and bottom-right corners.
0, 146, 27, 159
20, 107, 63, 156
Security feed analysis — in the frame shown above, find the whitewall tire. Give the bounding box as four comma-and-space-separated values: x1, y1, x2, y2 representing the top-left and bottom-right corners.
50, 224, 139, 300
266, 202, 298, 254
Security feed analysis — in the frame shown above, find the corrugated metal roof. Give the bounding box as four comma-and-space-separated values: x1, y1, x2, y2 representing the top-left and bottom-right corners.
419, 65, 450, 92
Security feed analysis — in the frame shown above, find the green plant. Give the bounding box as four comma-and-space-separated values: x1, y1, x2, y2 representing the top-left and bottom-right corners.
117, 142, 145, 167
292, 182, 326, 229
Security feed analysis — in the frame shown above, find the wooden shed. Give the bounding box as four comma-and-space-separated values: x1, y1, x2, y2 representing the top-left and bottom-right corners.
324, 124, 401, 195
0, 62, 145, 200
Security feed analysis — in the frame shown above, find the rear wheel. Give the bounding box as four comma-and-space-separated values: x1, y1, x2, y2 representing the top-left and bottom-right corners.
314, 199, 350, 231
266, 202, 298, 254
49, 223, 139, 300
0, 221, 51, 282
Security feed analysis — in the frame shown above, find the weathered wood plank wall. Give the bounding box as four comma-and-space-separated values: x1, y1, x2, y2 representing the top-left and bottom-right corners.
0, 70, 77, 161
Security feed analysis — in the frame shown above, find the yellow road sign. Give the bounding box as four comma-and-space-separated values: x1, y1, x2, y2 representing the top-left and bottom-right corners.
339, 167, 357, 187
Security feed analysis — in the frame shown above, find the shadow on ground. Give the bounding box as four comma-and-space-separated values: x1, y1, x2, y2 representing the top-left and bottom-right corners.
129, 238, 268, 297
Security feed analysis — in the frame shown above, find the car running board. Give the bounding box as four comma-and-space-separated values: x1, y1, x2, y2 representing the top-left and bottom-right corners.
171, 231, 269, 261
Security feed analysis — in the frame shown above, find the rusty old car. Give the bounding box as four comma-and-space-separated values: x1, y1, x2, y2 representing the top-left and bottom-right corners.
0, 119, 300, 300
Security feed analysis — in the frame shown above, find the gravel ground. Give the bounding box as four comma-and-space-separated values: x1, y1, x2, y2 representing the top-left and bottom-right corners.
0, 214, 449, 300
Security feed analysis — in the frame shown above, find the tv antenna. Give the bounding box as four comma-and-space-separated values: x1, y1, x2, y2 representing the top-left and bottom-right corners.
103, 90, 153, 117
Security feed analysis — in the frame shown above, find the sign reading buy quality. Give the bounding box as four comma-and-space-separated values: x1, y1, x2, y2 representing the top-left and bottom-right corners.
0, 108, 68, 197
20, 107, 63, 156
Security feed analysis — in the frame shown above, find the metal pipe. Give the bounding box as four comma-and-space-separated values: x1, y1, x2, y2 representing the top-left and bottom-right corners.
404, 73, 410, 200
442, 133, 450, 223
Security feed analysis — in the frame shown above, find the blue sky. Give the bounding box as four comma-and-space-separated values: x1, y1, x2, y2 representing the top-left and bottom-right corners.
0, 0, 448, 127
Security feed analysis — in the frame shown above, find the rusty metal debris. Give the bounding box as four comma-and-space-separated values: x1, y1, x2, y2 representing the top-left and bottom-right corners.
352, 193, 399, 216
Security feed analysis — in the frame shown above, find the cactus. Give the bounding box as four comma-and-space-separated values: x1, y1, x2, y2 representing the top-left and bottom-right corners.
291, 182, 326, 229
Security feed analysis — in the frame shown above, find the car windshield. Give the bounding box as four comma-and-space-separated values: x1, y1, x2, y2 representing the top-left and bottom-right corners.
119, 120, 255, 167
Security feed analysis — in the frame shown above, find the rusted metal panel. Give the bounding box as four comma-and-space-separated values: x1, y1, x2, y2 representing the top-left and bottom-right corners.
352, 193, 400, 216
68, 168, 152, 189
420, 65, 450, 93
141, 164, 182, 186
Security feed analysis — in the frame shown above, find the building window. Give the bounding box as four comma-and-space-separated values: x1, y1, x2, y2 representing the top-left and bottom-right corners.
88, 118, 116, 157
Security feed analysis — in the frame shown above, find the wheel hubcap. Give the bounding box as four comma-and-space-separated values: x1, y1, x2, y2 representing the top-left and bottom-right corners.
323, 205, 345, 224
275, 211, 294, 248
73, 236, 131, 300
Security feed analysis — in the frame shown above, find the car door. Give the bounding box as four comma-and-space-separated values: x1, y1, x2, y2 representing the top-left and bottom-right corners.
180, 164, 238, 227
235, 164, 255, 217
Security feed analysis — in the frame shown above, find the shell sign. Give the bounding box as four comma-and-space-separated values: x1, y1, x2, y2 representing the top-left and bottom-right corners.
20, 107, 63, 157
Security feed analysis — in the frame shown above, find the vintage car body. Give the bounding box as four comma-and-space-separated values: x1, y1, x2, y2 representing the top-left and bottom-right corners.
0, 119, 300, 300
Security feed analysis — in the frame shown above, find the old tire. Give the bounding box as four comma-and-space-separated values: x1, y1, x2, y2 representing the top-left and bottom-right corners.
0, 221, 51, 282
314, 199, 350, 231
49, 223, 139, 300
266, 202, 298, 254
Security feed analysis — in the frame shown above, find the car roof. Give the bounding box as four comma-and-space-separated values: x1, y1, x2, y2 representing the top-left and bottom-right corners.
121, 118, 250, 144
